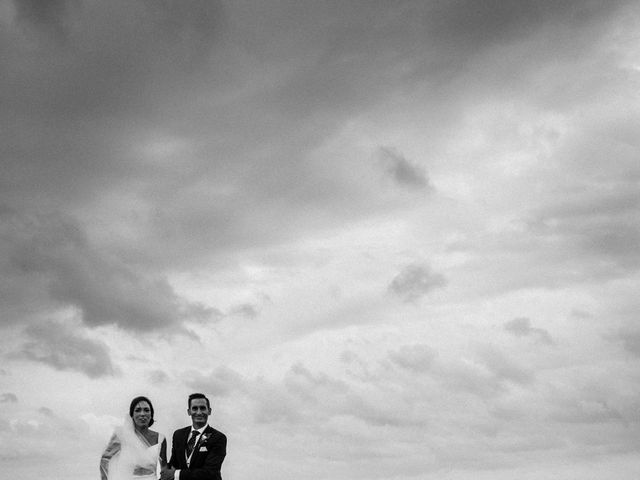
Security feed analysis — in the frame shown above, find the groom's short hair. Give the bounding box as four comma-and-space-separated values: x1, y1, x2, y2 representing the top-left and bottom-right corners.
188, 392, 211, 409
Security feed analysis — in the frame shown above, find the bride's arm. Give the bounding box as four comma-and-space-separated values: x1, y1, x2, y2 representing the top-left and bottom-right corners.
99, 433, 121, 480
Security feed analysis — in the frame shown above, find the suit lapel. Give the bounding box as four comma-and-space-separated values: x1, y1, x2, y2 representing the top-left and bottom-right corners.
180, 427, 192, 467
189, 426, 212, 467
181, 426, 191, 448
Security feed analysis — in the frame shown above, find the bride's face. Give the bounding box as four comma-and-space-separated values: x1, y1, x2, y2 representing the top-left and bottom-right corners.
132, 401, 152, 429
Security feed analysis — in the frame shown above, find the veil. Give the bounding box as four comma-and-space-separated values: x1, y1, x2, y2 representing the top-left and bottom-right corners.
101, 416, 159, 480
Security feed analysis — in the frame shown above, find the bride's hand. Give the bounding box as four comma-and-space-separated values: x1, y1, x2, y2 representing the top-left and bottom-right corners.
160, 465, 176, 480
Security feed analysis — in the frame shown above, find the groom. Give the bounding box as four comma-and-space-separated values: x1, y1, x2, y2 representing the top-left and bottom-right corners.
161, 393, 227, 480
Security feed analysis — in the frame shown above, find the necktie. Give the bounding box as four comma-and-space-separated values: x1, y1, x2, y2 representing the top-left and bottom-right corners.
186, 430, 199, 457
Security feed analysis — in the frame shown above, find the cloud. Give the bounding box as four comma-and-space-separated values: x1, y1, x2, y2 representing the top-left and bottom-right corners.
378, 147, 431, 190
2, 0, 436, 273
388, 344, 436, 372
528, 185, 640, 274
1, 210, 215, 331
148, 370, 169, 385
0, 393, 17, 403
549, 399, 624, 425
437, 358, 501, 398
444, 109, 640, 296
285, 363, 350, 398
12, 0, 72, 40
11, 320, 116, 378
436, 346, 535, 400
229, 303, 259, 319
184, 362, 429, 430
184, 365, 246, 398
477, 347, 535, 387
504, 317, 554, 345
38, 407, 55, 417
272, 362, 428, 428
5, 0, 222, 116
1, 2, 640, 477
423, 0, 628, 53
11, 0, 622, 281
0, 0, 629, 290
251, 378, 303, 426
388, 263, 446, 302
614, 329, 640, 357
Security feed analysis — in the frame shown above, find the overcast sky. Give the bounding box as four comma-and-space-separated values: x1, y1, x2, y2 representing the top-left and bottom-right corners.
2, 1, 640, 479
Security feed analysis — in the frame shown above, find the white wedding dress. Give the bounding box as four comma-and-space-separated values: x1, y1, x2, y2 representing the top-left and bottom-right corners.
100, 418, 165, 480
131, 437, 164, 479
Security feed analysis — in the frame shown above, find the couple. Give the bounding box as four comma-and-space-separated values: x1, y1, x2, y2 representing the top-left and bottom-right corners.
100, 393, 227, 480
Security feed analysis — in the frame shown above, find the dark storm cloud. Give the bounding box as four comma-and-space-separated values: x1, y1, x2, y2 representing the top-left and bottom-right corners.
504, 317, 554, 345
12, 0, 72, 40
378, 147, 431, 190
38, 406, 55, 417
1, 0, 631, 273
614, 329, 640, 357
1, 0, 635, 344
388, 263, 446, 302
7, 0, 221, 107
3, 0, 423, 269
12, 320, 116, 378
1, 210, 213, 330
0, 393, 18, 403
1, 0, 223, 221
2, 0, 223, 205
422, 0, 626, 52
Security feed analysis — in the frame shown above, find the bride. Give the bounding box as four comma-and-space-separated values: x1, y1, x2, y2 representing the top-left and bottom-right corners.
100, 396, 167, 480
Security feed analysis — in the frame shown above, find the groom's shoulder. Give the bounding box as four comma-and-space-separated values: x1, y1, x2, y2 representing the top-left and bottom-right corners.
173, 425, 191, 436
205, 425, 226, 440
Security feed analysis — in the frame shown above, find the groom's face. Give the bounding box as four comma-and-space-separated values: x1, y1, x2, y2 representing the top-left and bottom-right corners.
188, 398, 211, 428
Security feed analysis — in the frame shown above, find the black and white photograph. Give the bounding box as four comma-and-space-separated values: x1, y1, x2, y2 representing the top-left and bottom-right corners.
2, 1, 640, 479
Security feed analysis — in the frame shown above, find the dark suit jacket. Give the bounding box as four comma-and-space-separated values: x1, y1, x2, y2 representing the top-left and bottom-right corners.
169, 425, 227, 480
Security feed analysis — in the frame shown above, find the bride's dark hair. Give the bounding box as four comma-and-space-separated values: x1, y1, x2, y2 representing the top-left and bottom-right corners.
129, 395, 155, 427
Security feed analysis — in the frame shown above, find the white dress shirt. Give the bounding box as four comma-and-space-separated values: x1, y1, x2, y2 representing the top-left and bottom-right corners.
175, 424, 209, 480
